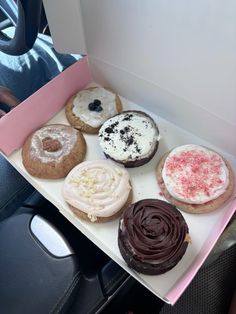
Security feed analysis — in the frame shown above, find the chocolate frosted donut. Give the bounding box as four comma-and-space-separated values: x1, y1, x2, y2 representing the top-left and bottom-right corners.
118, 199, 190, 275
98, 110, 160, 167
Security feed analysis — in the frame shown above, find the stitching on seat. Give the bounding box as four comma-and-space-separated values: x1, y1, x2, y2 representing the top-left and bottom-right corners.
87, 292, 105, 313
49, 271, 82, 314
103, 269, 126, 292
0, 183, 32, 209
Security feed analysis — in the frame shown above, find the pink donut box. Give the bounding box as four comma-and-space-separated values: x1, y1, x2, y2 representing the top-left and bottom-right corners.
0, 57, 235, 305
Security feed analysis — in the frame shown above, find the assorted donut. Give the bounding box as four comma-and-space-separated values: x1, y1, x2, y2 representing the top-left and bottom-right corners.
98, 110, 160, 167
156, 144, 234, 214
22, 124, 86, 179
65, 86, 122, 134
20, 85, 235, 276
63, 159, 132, 222
118, 199, 190, 275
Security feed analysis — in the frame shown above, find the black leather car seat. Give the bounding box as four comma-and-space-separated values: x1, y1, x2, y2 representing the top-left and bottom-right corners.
0, 192, 131, 314
0, 211, 81, 313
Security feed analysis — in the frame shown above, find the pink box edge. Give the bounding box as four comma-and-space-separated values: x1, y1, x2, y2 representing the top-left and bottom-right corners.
0, 56, 92, 156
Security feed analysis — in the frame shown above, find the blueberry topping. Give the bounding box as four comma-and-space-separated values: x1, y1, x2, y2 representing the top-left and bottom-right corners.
88, 99, 103, 112
88, 102, 97, 111
95, 105, 103, 112
94, 99, 101, 106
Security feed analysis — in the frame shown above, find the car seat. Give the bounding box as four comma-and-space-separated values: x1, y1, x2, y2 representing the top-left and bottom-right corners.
0, 190, 131, 314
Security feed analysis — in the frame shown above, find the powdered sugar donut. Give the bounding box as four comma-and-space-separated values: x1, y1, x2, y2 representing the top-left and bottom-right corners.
63, 159, 132, 222
98, 110, 160, 167
65, 87, 123, 134
156, 144, 234, 213
22, 124, 86, 179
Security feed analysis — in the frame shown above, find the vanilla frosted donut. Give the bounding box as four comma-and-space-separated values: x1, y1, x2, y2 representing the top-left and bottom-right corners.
156, 144, 234, 213
22, 124, 86, 179
98, 110, 160, 167
63, 160, 132, 222
65, 87, 123, 134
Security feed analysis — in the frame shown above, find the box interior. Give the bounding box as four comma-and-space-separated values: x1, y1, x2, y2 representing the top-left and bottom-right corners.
1, 58, 236, 305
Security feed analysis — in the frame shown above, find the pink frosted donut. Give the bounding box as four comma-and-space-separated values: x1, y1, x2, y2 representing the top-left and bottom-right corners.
156, 144, 234, 213
63, 159, 132, 222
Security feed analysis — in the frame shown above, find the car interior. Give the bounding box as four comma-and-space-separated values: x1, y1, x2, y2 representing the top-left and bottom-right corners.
0, 1, 235, 314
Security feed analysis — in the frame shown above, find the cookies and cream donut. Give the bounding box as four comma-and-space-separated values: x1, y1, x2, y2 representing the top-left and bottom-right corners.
63, 159, 132, 222
22, 124, 86, 179
118, 199, 190, 275
65, 87, 123, 133
98, 110, 160, 167
156, 144, 234, 213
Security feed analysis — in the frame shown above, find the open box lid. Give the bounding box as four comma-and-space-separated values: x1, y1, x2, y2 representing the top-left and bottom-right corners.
43, 0, 236, 157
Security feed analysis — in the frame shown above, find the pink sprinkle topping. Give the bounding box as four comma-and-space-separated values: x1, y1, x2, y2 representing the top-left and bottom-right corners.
165, 148, 225, 199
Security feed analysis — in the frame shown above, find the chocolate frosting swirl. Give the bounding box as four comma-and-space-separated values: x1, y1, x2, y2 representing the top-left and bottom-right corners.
118, 199, 189, 274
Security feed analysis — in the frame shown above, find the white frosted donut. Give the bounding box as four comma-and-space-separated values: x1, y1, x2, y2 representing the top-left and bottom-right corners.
98, 110, 160, 167
63, 159, 132, 221
72, 87, 119, 128
162, 144, 229, 204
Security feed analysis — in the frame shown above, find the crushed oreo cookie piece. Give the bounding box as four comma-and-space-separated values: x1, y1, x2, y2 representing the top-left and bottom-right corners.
122, 114, 133, 121
126, 137, 134, 146
105, 127, 114, 134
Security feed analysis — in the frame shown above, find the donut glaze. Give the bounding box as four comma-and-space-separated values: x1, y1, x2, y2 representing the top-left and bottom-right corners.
162, 145, 229, 204
63, 160, 131, 221
118, 199, 190, 275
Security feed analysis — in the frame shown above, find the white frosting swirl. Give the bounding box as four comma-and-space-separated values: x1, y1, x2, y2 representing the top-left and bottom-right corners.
72, 87, 118, 128
63, 160, 131, 220
30, 125, 78, 163
162, 144, 229, 204
98, 111, 159, 162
